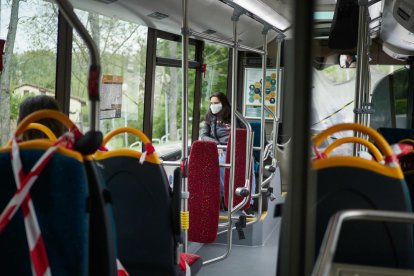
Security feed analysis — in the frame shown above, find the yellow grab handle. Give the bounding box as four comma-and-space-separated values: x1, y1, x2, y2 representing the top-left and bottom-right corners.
313, 123, 394, 158
6, 123, 57, 147
14, 109, 75, 139
323, 136, 383, 161
102, 127, 151, 147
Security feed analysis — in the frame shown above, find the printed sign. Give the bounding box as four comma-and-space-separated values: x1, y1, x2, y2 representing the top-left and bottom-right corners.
100, 75, 123, 120
243, 68, 281, 119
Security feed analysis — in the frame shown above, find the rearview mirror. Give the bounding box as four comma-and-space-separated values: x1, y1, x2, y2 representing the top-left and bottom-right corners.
339, 54, 357, 68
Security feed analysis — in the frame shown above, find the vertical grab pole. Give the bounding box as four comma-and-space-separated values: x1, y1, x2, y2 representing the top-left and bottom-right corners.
227, 8, 241, 256
363, 22, 372, 131
181, 0, 189, 253
274, 34, 284, 160
257, 26, 270, 220
353, 4, 368, 155
203, 9, 243, 266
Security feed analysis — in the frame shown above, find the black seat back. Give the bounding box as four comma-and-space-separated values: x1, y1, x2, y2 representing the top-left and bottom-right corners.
95, 128, 178, 276
0, 142, 89, 275
315, 162, 414, 268
313, 123, 414, 269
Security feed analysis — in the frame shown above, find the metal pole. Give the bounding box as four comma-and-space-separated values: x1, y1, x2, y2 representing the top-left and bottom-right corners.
203, 9, 242, 266
226, 7, 239, 259
274, 35, 283, 160
364, 24, 372, 131
181, 0, 189, 253
251, 26, 270, 224
353, 5, 368, 154
361, 13, 370, 132
55, 0, 100, 132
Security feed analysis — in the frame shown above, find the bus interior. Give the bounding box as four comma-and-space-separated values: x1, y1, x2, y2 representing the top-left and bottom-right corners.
1, 0, 414, 275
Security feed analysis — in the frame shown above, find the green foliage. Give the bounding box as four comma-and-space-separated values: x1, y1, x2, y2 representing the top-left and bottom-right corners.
10, 92, 36, 120
10, 50, 56, 90
395, 99, 407, 115
321, 65, 356, 84
200, 42, 229, 121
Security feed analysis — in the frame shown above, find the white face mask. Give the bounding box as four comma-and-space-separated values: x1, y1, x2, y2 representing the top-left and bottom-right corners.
210, 103, 222, 114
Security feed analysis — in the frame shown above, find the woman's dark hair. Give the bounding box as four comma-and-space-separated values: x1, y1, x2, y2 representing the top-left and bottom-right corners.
18, 95, 66, 140
205, 92, 231, 123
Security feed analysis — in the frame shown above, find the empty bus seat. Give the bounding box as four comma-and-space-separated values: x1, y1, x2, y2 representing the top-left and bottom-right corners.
95, 127, 195, 275
224, 128, 253, 210
0, 111, 89, 275
188, 140, 220, 243
313, 123, 414, 269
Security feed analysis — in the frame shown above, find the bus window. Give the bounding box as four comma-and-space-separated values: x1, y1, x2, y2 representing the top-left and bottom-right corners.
156, 38, 196, 61
0, 0, 58, 144
313, 64, 404, 155
70, 9, 147, 150
370, 65, 407, 129
151, 66, 195, 154
199, 42, 229, 131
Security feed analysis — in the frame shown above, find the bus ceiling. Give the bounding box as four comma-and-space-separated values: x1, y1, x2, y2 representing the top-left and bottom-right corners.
69, 0, 291, 48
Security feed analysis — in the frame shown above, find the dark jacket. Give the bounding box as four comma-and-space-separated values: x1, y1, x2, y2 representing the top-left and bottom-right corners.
200, 115, 231, 145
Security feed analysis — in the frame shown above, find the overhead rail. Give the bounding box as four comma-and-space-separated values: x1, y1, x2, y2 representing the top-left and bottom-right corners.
187, 28, 268, 55
187, 29, 234, 47
238, 44, 265, 55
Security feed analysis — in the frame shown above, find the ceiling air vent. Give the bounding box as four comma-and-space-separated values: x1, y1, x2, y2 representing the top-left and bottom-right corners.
147, 12, 169, 20
203, 29, 216, 35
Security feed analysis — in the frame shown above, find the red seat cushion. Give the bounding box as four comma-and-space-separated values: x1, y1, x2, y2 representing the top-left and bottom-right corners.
188, 141, 220, 243
224, 128, 252, 209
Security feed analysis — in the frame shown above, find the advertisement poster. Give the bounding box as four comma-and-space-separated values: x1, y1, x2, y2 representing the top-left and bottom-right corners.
100, 75, 123, 120
243, 68, 281, 119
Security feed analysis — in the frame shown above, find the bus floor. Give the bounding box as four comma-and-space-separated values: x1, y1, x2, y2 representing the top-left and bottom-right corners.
196, 217, 281, 276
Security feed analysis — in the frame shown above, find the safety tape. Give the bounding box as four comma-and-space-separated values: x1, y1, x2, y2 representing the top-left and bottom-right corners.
139, 143, 155, 164
179, 255, 191, 276
116, 259, 129, 276
7, 133, 75, 275
311, 100, 354, 127
6, 129, 128, 276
